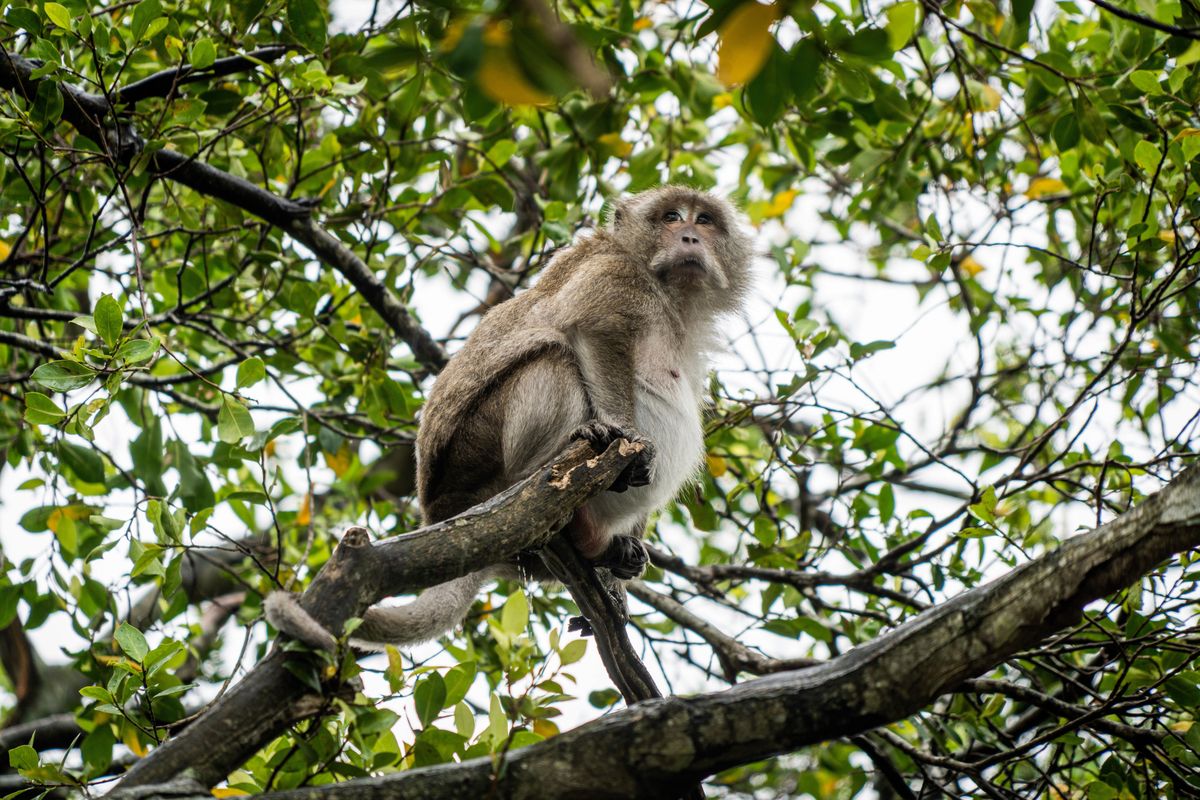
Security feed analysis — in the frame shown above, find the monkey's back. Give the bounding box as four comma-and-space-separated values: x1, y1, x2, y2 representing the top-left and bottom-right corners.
414, 234, 656, 525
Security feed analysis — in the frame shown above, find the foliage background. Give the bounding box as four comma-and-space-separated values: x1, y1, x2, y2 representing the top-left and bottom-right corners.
0, 0, 1199, 796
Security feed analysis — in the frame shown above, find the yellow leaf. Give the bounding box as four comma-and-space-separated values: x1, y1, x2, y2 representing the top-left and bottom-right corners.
441, 18, 467, 52
766, 189, 797, 217
212, 789, 250, 798
296, 492, 312, 526
482, 19, 511, 46
263, 439, 276, 458
1024, 177, 1067, 200
706, 453, 727, 477
532, 718, 559, 738
122, 725, 147, 757
477, 48, 553, 107
1175, 127, 1200, 139
0, 240, 11, 261
716, 2, 779, 86
632, 17, 652, 31
1170, 720, 1193, 732
47, 506, 90, 534
597, 132, 632, 158
979, 84, 1000, 111
322, 444, 352, 477
960, 255, 985, 276
1158, 230, 1176, 243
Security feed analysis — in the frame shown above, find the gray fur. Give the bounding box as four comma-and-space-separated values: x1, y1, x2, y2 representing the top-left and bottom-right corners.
267, 186, 752, 649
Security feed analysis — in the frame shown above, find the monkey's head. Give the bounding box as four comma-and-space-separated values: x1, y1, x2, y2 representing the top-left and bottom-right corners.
608, 186, 752, 312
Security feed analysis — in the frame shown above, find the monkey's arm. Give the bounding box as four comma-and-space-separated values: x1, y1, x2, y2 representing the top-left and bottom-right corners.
553, 259, 656, 490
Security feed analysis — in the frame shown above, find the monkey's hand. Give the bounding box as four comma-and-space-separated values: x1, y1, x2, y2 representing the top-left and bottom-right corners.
571, 421, 654, 493
593, 534, 649, 580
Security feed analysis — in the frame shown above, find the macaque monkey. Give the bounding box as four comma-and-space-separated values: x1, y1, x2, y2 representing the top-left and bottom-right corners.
266, 185, 752, 649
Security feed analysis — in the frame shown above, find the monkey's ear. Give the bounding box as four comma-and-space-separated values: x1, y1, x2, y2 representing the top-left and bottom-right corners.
606, 199, 627, 230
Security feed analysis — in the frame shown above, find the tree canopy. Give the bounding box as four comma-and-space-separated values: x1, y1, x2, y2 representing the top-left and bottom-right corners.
1, 0, 1199, 797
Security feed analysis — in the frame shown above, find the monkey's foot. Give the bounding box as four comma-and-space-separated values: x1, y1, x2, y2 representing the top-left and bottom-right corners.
571, 421, 654, 492
594, 534, 648, 580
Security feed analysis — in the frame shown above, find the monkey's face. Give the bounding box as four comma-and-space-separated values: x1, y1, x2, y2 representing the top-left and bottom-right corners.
610, 186, 753, 311
650, 205, 726, 289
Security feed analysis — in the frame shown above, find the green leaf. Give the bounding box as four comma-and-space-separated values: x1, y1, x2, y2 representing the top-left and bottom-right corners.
849, 340, 895, 360
94, 294, 122, 348
59, 441, 105, 483
43, 2, 72, 29
190, 37, 215, 69
1052, 113, 1080, 152
31, 80, 64, 125
485, 139, 517, 167
486, 692, 507, 746
443, 662, 476, 706
81, 724, 115, 776
413, 672, 446, 728
130, 0, 162, 42
8, 744, 38, 772
32, 360, 96, 391
116, 338, 158, 364
969, 485, 998, 525
288, 0, 327, 52
172, 440, 214, 513
1134, 139, 1162, 172
1074, 97, 1107, 145
789, 38, 823, 100
236, 356, 266, 389
130, 418, 166, 496
878, 483, 895, 523
217, 395, 255, 443
454, 702, 475, 738
1177, 40, 1200, 67
559, 638, 587, 665
745, 43, 789, 127
1164, 674, 1200, 707
501, 589, 529, 636
25, 392, 66, 424
1129, 70, 1162, 94
885, 1, 918, 50
115, 621, 149, 662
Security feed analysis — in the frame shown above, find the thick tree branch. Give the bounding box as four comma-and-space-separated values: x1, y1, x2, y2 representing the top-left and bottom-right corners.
540, 537, 661, 703
116, 45, 290, 103
108, 438, 643, 796
203, 462, 1199, 800
0, 51, 447, 371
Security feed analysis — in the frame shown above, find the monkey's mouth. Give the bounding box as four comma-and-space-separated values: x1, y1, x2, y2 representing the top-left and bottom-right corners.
669, 258, 708, 281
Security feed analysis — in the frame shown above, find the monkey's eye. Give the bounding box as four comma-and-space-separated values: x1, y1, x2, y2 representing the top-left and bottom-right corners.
696, 212, 713, 225
662, 210, 682, 223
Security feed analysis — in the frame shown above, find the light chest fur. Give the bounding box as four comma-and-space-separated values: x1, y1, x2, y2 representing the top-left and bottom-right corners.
587, 324, 709, 533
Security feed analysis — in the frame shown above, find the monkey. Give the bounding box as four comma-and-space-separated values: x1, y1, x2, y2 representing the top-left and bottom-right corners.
265, 185, 752, 649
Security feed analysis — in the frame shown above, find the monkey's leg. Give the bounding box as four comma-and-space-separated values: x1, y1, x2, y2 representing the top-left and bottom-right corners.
570, 420, 655, 492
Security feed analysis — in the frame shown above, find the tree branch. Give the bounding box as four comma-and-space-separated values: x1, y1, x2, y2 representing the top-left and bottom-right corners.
116, 45, 291, 104
1086, 0, 1200, 40
108, 437, 643, 796
0, 51, 447, 371
192, 462, 1200, 800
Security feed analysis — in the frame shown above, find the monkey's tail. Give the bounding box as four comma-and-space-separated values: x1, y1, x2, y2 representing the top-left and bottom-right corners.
353, 566, 507, 648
